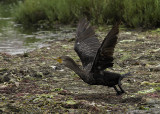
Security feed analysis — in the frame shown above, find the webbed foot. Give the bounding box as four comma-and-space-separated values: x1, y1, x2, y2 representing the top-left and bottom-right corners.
116, 91, 123, 96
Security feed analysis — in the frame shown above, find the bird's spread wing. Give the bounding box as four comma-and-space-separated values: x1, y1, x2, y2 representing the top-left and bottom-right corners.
74, 18, 100, 68
90, 21, 120, 72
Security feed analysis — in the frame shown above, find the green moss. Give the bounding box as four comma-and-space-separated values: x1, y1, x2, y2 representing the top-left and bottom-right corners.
141, 81, 160, 86
66, 100, 76, 105
155, 87, 160, 91
137, 88, 156, 94
0, 68, 8, 72
120, 52, 132, 61
51, 88, 63, 92
139, 105, 150, 110
150, 28, 160, 34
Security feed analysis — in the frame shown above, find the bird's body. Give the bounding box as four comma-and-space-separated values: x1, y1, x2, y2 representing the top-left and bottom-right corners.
57, 18, 130, 95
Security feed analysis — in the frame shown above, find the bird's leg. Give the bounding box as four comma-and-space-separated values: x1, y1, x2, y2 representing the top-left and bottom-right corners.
113, 86, 122, 95
118, 84, 125, 93
118, 80, 125, 93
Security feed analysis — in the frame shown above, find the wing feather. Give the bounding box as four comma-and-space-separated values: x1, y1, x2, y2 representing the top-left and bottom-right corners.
74, 18, 100, 68
90, 21, 120, 72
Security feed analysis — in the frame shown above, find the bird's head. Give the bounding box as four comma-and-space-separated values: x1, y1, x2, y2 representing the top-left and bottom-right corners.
54, 57, 63, 63
54, 56, 75, 67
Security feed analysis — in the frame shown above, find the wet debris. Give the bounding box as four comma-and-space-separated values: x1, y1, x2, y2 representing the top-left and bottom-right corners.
148, 64, 160, 71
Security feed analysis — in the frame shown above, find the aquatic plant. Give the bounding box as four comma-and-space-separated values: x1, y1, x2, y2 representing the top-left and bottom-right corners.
13, 0, 160, 28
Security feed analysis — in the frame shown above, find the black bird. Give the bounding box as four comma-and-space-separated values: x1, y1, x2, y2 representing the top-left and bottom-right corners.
56, 18, 130, 95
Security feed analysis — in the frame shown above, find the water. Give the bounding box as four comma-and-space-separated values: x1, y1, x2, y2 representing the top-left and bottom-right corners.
0, 3, 75, 55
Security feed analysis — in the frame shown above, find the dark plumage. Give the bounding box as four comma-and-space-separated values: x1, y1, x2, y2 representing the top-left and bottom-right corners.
57, 18, 130, 95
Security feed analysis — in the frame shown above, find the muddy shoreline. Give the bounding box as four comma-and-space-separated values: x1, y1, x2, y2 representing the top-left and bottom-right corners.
0, 30, 160, 113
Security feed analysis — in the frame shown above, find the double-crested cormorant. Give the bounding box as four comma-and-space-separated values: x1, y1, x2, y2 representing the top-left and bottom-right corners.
56, 18, 130, 95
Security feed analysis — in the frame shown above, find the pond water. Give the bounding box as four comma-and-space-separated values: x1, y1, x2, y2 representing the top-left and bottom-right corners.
0, 3, 75, 55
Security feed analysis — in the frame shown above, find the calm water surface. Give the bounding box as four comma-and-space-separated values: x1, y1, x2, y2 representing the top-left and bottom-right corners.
0, 3, 75, 55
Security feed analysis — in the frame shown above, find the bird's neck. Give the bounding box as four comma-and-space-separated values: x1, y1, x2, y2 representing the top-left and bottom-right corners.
65, 59, 96, 84
65, 59, 86, 79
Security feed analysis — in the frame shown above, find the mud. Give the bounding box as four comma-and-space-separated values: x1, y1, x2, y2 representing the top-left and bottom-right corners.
0, 28, 160, 113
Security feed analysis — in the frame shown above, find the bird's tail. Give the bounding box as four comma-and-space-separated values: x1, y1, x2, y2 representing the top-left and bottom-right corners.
120, 72, 132, 81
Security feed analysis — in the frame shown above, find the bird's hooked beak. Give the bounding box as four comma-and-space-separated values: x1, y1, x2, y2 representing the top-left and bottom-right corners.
53, 57, 62, 63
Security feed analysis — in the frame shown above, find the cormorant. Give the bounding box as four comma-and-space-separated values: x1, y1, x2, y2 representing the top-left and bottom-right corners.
55, 18, 130, 95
